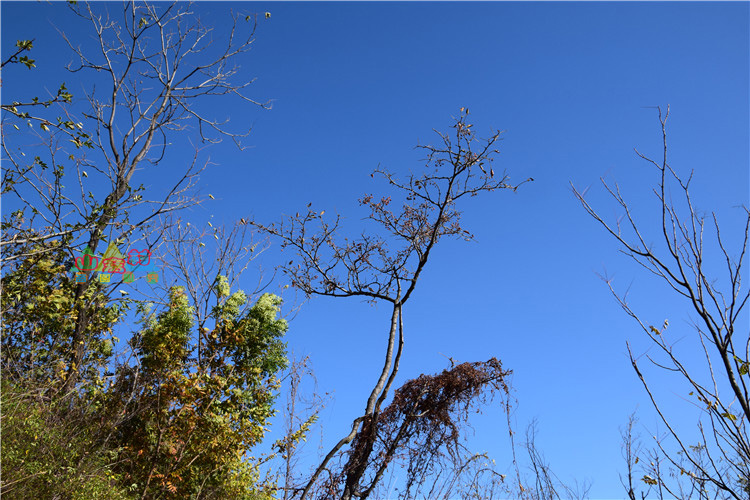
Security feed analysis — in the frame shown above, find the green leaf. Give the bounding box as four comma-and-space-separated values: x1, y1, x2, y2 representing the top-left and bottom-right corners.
642, 475, 658, 486
19, 56, 35, 69
15, 40, 33, 50
735, 355, 749, 376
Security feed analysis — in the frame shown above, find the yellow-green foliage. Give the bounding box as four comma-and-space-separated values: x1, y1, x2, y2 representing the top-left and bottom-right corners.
1, 244, 123, 388
1, 250, 291, 499
109, 281, 288, 499
1, 381, 131, 499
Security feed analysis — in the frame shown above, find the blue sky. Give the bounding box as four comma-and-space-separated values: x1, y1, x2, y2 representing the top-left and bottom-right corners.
2, 2, 748, 497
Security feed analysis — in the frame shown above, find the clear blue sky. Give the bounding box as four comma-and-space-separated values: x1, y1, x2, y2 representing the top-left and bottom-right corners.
2, 2, 748, 497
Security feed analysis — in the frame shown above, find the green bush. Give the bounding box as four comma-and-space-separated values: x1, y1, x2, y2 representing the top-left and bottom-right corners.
1, 380, 131, 499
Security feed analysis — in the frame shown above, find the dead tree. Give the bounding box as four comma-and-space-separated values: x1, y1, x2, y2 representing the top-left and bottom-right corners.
252, 108, 531, 499
574, 106, 750, 498
521, 420, 591, 500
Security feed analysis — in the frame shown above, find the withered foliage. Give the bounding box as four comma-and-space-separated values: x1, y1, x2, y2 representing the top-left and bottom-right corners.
323, 358, 511, 500
252, 109, 529, 305
251, 110, 529, 499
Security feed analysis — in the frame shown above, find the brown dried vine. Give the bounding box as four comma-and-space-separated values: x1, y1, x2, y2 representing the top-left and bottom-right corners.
330, 358, 511, 500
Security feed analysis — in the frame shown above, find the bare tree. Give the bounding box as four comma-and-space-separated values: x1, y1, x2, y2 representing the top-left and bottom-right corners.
252, 108, 532, 499
1, 1, 269, 394
512, 419, 591, 500
265, 354, 329, 500
620, 412, 651, 500
574, 106, 750, 498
